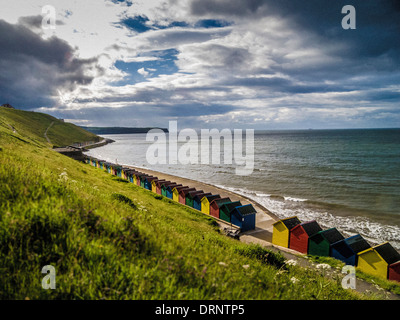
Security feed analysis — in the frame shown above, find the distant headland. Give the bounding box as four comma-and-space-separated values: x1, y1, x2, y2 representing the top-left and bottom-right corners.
80, 126, 169, 134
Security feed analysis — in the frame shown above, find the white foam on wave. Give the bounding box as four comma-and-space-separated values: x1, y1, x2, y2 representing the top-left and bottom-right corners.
220, 185, 400, 250
284, 196, 308, 202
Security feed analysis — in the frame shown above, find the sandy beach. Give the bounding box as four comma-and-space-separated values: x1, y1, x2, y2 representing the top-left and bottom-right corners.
123, 164, 279, 243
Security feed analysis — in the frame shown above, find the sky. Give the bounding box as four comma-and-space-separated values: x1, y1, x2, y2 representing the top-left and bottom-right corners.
0, 0, 399, 129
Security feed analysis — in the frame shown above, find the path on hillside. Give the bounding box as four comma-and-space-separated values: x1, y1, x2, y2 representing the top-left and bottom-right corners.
44, 121, 54, 144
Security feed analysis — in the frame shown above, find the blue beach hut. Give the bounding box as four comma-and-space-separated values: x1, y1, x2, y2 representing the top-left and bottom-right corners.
231, 204, 257, 231
166, 184, 182, 199
331, 234, 371, 266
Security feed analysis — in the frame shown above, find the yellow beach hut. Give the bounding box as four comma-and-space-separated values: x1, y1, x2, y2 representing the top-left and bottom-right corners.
152, 179, 165, 193
172, 186, 189, 202
357, 242, 400, 280
201, 194, 221, 215
272, 216, 301, 248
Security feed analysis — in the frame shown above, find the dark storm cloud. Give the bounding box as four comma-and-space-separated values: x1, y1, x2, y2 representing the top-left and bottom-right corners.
0, 19, 101, 109
190, 0, 400, 63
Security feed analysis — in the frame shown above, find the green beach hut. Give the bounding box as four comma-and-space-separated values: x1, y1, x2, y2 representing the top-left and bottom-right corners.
186, 190, 204, 207
308, 228, 345, 257
219, 201, 242, 223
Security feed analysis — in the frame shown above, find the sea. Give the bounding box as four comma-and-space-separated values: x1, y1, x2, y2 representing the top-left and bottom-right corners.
85, 128, 400, 249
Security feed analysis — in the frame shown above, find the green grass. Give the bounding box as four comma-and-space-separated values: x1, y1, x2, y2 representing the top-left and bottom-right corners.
0, 108, 369, 300
0, 107, 100, 147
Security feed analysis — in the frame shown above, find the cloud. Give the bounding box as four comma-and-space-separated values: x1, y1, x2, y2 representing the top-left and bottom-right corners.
137, 67, 149, 77
1, 0, 399, 129
0, 19, 102, 109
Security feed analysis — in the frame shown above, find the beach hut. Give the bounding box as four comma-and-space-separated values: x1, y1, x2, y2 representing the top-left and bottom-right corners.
178, 188, 196, 205
125, 170, 135, 183
97, 160, 105, 170
135, 173, 147, 187
201, 194, 221, 214
289, 220, 323, 254
308, 228, 344, 257
272, 216, 301, 248
144, 176, 157, 190
161, 182, 175, 197
330, 234, 371, 266
155, 180, 169, 195
131, 172, 139, 185
110, 165, 120, 176
151, 179, 166, 193
166, 184, 182, 199
357, 242, 400, 280
209, 198, 231, 219
219, 201, 242, 223
103, 162, 111, 173
172, 186, 189, 202
186, 190, 204, 207
121, 167, 131, 180
230, 204, 256, 231
193, 192, 212, 211
389, 261, 400, 282
91, 158, 97, 167
140, 175, 150, 188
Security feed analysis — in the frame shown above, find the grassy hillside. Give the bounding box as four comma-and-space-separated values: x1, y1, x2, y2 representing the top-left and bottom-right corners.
0, 107, 100, 147
0, 108, 367, 300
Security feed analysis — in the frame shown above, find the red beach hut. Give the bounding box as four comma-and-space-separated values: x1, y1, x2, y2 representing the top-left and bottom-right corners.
209, 197, 232, 219
389, 261, 400, 282
178, 187, 196, 205
289, 220, 323, 254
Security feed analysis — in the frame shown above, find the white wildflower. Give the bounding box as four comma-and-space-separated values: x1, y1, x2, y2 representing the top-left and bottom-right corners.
316, 263, 331, 270
219, 262, 227, 266
290, 277, 299, 284
242, 264, 250, 269
285, 259, 297, 266
58, 171, 68, 181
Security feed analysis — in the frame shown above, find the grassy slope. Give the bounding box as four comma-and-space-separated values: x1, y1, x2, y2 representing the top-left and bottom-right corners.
0, 107, 100, 147
0, 108, 366, 300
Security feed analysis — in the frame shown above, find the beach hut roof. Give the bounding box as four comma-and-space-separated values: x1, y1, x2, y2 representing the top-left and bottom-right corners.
298, 220, 322, 236
179, 187, 196, 195
167, 183, 182, 189
173, 185, 189, 192
194, 192, 211, 201
203, 194, 221, 202
234, 204, 256, 216
188, 190, 202, 195
154, 178, 166, 183
345, 234, 371, 253
145, 176, 157, 182
318, 228, 344, 244
374, 242, 400, 265
221, 201, 242, 212
161, 181, 175, 187
211, 197, 232, 208
273, 216, 301, 230
136, 172, 148, 178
